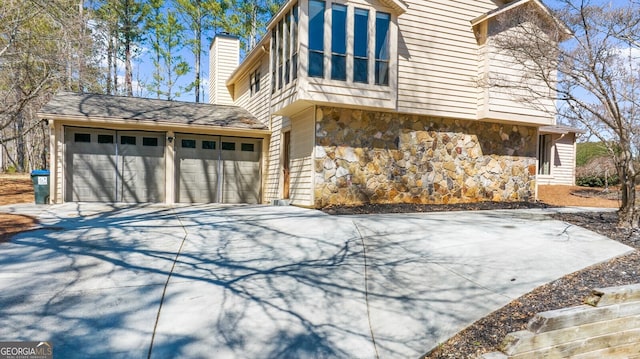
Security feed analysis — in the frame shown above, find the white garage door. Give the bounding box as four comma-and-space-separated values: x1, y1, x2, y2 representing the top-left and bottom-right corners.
64, 127, 166, 202
175, 134, 261, 204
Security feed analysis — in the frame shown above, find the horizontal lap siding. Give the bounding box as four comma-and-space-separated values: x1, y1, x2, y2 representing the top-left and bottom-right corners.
233, 56, 271, 126
290, 107, 315, 206
552, 133, 576, 185
264, 117, 282, 202
397, 0, 496, 118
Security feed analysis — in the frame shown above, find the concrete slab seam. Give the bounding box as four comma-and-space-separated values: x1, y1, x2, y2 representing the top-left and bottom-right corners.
353, 221, 380, 359
147, 206, 189, 359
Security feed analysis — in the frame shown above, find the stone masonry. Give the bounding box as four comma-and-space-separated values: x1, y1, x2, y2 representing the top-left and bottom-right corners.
313, 107, 537, 208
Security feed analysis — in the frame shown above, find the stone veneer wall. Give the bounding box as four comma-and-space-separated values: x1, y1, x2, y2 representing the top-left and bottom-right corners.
313, 107, 538, 208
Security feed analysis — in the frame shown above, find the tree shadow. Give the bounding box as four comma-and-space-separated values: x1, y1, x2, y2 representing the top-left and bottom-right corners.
0, 204, 597, 359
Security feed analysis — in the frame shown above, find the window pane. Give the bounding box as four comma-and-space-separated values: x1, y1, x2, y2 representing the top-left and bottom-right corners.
222, 142, 236, 151
181, 139, 196, 148
375, 12, 390, 60
121, 136, 136, 145
331, 4, 346, 54
97, 134, 113, 144
309, 51, 324, 78
143, 137, 158, 146
375, 60, 389, 85
331, 54, 346, 80
202, 140, 216, 150
292, 3, 299, 80
74, 133, 91, 143
354, 8, 369, 57
241, 143, 255, 152
309, 0, 325, 51
354, 58, 368, 83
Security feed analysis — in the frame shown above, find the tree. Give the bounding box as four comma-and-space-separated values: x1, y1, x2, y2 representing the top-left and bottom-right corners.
227, 0, 283, 51
145, 0, 189, 100
173, 0, 229, 102
94, 0, 147, 96
486, 0, 640, 228
0, 0, 100, 171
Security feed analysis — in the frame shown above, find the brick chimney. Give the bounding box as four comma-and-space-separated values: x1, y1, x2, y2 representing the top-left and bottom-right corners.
209, 33, 240, 105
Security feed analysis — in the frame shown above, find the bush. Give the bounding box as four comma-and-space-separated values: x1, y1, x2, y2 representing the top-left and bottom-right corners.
576, 155, 619, 187
576, 174, 619, 187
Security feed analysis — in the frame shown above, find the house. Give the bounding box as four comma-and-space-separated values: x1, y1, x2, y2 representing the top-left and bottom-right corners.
39, 0, 580, 206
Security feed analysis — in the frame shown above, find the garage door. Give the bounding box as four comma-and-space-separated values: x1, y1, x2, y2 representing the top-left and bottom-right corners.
175, 134, 261, 203
64, 127, 165, 202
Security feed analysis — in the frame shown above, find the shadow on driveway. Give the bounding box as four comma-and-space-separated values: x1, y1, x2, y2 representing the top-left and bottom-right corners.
0, 204, 632, 358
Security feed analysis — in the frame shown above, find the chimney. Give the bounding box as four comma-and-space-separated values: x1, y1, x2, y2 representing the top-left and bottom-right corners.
209, 33, 240, 105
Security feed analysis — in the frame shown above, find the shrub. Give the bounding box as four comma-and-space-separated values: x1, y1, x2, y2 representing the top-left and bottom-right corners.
576, 155, 619, 187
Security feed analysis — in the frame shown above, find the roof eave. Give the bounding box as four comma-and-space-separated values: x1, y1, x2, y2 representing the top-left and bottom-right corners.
38, 113, 271, 134
471, 0, 572, 37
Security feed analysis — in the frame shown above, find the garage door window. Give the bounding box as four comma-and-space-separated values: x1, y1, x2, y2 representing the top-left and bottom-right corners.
181, 139, 196, 148
121, 136, 136, 145
75, 133, 91, 143
143, 137, 158, 146
222, 142, 236, 151
202, 140, 216, 150
98, 135, 114, 144
241, 143, 255, 152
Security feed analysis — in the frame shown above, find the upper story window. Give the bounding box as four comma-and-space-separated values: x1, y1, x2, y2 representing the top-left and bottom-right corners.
331, 4, 347, 80
292, 5, 299, 80
353, 8, 369, 84
250, 69, 260, 96
307, 2, 391, 87
375, 12, 391, 86
271, 2, 299, 93
308, 0, 325, 78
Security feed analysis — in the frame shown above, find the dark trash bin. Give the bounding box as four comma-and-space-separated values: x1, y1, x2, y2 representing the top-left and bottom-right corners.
30, 169, 50, 204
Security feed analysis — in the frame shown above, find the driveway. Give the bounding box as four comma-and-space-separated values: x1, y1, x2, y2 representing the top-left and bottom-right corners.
0, 203, 632, 358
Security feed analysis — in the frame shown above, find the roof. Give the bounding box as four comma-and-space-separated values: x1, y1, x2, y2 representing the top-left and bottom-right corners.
471, 0, 572, 36
37, 92, 267, 130
539, 124, 585, 134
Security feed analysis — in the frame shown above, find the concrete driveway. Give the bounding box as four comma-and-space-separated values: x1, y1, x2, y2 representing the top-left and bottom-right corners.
0, 203, 632, 358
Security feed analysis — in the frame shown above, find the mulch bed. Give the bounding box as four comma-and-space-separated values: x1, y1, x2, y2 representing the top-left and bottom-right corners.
322, 201, 554, 215
321, 201, 639, 359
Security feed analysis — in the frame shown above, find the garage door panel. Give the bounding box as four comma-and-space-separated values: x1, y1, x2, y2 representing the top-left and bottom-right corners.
221, 137, 261, 204
64, 128, 165, 203
119, 132, 166, 203
65, 128, 118, 202
176, 135, 220, 203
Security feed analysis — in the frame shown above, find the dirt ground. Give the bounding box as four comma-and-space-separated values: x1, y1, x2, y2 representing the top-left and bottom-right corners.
0, 174, 37, 242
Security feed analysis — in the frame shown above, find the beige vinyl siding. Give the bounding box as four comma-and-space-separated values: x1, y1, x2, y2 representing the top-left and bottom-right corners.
232, 55, 271, 125
264, 116, 283, 202
396, 0, 497, 119
52, 122, 64, 203
484, 33, 555, 122
289, 107, 315, 206
539, 133, 576, 186
210, 36, 239, 106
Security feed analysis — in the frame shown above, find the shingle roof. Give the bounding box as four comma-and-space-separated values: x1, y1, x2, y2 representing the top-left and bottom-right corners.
37, 92, 267, 130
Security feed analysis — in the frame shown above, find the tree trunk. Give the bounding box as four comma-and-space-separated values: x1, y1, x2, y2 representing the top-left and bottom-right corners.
125, 39, 133, 96
616, 154, 639, 228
